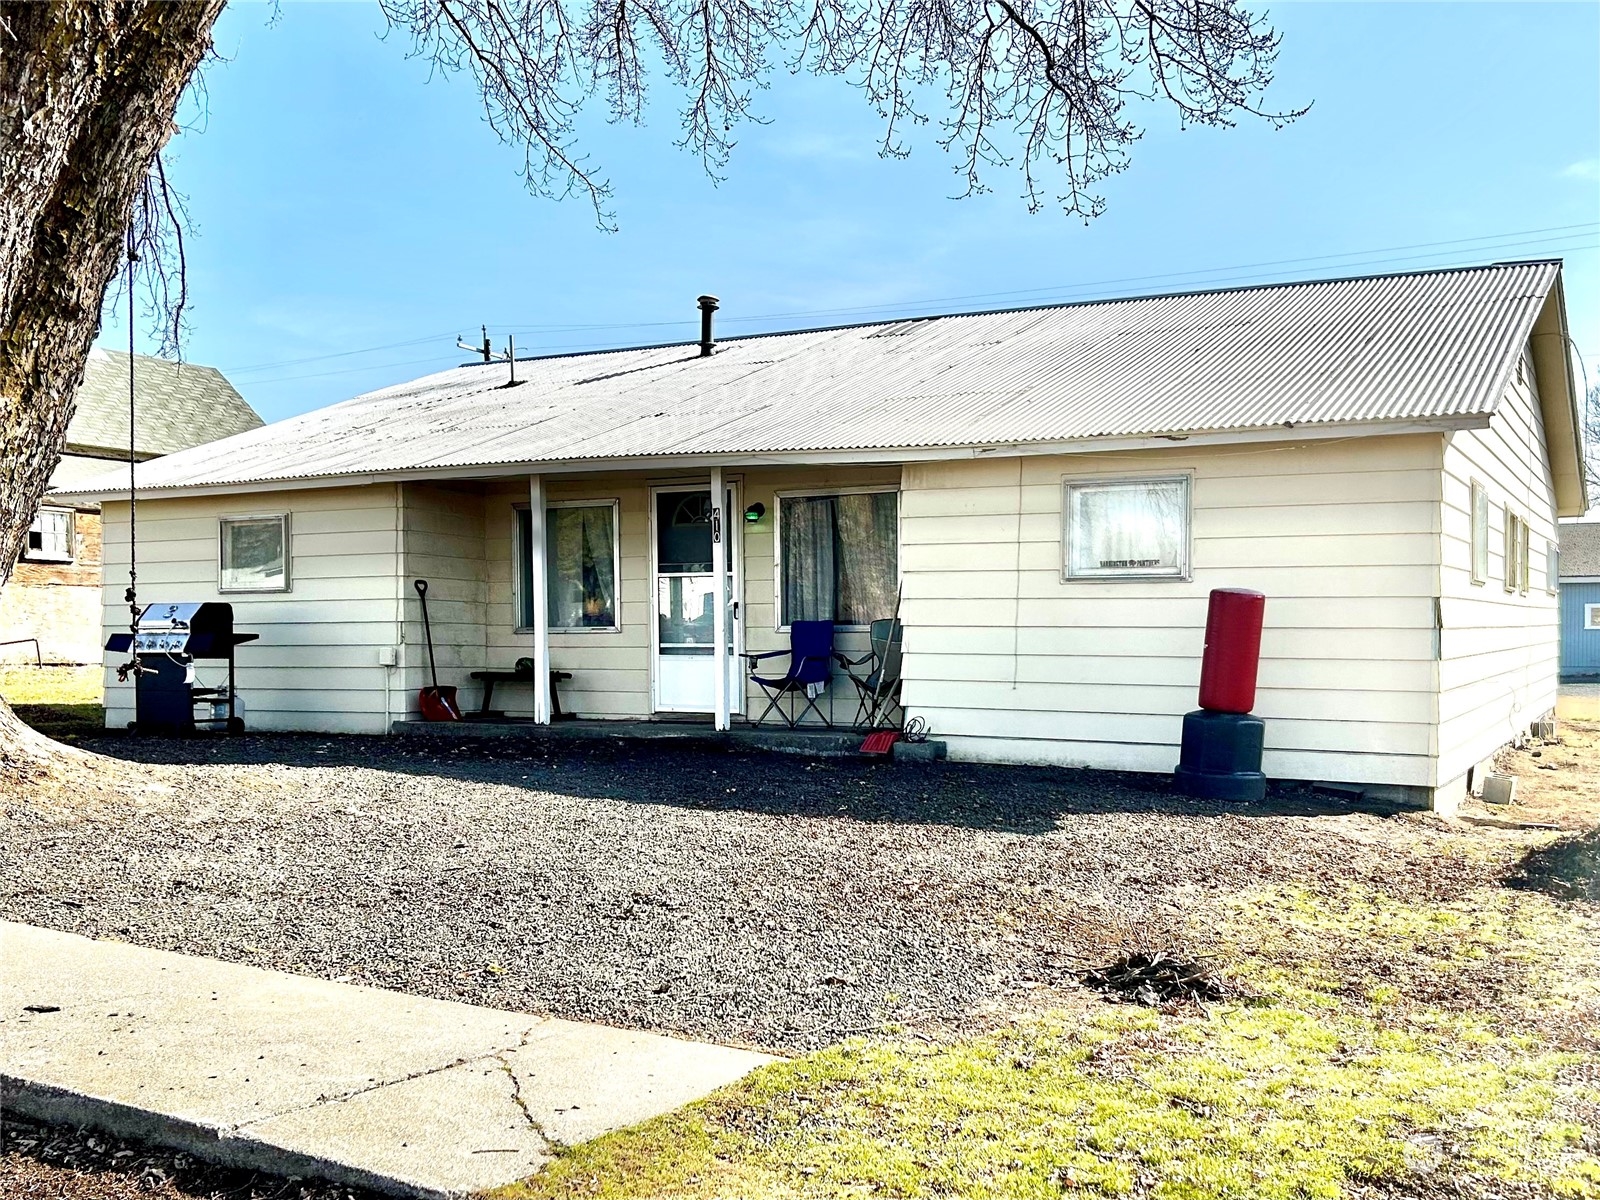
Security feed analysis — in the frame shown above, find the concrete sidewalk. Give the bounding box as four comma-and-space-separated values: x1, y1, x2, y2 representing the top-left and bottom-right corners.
0, 922, 775, 1198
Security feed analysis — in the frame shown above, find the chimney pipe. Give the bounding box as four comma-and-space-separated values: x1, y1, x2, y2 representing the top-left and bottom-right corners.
697, 295, 719, 357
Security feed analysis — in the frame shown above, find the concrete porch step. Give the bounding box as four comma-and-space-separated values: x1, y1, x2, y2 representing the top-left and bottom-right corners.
391, 716, 894, 758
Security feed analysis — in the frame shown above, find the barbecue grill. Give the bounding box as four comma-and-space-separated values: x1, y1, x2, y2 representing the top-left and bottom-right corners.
106, 602, 258, 734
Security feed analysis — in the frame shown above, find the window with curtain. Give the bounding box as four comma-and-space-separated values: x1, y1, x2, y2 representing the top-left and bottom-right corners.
518, 503, 618, 630
1064, 476, 1190, 580
778, 490, 898, 626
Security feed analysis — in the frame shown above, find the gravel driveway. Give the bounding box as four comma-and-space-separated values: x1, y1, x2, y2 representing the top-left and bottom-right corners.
0, 734, 1486, 1051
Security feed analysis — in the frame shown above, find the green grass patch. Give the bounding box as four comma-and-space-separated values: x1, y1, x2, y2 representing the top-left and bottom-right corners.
1, 666, 105, 739
498, 883, 1600, 1200
0, 665, 102, 706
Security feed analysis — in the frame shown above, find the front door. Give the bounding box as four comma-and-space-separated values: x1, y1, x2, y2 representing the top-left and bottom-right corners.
652, 485, 742, 714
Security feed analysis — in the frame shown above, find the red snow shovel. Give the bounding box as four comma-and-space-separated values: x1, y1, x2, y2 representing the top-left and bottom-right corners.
414, 579, 462, 721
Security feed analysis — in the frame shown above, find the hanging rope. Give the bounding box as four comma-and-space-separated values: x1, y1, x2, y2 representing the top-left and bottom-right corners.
116, 231, 143, 682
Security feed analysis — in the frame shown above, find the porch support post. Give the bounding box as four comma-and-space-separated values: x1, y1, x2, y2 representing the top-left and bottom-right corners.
711, 466, 729, 732
529, 474, 552, 725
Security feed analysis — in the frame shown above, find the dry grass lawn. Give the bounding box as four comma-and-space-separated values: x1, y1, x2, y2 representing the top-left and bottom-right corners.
499, 724, 1600, 1200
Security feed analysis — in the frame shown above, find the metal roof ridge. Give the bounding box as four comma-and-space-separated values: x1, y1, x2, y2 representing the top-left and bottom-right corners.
454, 257, 1564, 370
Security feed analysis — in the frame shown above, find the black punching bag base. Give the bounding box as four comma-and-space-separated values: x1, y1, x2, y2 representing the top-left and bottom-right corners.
1174, 710, 1267, 803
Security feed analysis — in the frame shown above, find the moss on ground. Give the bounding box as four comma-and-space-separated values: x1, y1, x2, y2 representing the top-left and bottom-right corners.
497, 880, 1600, 1200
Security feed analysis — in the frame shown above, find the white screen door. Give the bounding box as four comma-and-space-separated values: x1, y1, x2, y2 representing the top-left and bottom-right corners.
652, 486, 742, 714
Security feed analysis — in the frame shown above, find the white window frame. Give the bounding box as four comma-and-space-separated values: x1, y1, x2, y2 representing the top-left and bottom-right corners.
514, 499, 622, 635
1062, 473, 1193, 583
1586, 603, 1600, 631
217, 513, 291, 594
1469, 480, 1488, 586
1503, 510, 1521, 595
773, 485, 901, 632
1545, 541, 1559, 595
22, 507, 75, 564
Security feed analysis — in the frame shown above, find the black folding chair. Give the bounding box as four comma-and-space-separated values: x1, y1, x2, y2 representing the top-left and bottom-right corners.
836, 618, 904, 729
743, 620, 836, 728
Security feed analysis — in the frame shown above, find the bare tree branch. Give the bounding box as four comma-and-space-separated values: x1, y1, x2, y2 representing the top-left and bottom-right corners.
375, 0, 1303, 225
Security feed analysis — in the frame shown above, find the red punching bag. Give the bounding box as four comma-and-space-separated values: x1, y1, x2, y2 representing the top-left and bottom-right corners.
1198, 588, 1265, 714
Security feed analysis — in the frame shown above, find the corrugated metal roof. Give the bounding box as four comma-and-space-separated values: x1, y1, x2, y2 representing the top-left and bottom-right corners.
60, 261, 1564, 497
1560, 521, 1600, 577
67, 349, 263, 457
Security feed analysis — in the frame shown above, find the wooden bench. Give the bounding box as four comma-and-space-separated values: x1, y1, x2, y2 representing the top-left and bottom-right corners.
468, 669, 573, 719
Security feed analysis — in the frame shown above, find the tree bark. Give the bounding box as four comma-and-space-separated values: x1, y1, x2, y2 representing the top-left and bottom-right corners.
0, 1, 225, 770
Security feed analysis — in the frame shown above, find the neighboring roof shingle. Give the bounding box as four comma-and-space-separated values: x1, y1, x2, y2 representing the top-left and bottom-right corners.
64, 261, 1563, 497
1560, 522, 1600, 578
67, 349, 262, 458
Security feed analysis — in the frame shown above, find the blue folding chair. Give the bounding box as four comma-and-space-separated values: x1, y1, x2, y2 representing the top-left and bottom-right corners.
743, 620, 836, 728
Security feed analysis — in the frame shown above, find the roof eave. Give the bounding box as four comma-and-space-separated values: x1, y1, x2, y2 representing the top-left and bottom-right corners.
1528, 272, 1588, 518
52, 413, 1487, 504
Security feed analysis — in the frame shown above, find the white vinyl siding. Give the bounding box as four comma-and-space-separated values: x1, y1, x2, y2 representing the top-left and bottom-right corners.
1436, 344, 1560, 791
899, 434, 1445, 788
100, 486, 406, 734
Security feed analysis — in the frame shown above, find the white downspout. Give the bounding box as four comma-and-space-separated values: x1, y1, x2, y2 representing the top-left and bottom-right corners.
529, 474, 552, 724
711, 466, 728, 731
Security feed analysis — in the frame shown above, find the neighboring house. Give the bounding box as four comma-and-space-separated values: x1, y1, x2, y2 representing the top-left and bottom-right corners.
60, 261, 1588, 810
1558, 520, 1600, 679
2, 349, 262, 664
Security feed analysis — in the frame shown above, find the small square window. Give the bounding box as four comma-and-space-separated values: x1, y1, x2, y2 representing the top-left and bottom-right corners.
219, 515, 289, 592
22, 508, 74, 564
1064, 476, 1190, 581
1586, 603, 1600, 632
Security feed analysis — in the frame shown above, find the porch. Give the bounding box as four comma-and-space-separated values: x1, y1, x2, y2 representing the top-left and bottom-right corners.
401, 462, 904, 735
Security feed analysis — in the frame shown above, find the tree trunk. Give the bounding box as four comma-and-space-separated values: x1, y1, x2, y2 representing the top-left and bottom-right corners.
0, 1, 226, 772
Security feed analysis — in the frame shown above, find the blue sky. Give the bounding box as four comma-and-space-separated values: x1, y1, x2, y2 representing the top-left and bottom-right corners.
102, 1, 1599, 424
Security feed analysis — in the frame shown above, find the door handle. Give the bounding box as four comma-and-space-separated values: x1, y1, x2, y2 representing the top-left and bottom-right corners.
732, 601, 740, 620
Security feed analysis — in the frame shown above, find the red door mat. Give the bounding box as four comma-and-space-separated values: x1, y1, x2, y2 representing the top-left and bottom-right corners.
859, 730, 902, 755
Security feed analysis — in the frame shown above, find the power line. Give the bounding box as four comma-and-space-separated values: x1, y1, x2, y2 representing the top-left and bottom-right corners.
500, 221, 1600, 334
232, 222, 1598, 384
223, 331, 458, 375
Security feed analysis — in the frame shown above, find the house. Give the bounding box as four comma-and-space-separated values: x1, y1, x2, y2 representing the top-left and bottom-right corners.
1, 349, 262, 665
1558, 520, 1600, 679
59, 261, 1587, 810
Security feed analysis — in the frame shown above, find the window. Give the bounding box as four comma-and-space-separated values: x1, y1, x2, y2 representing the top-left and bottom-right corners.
1470, 481, 1488, 584
1587, 604, 1600, 631
1064, 476, 1190, 581
1503, 511, 1531, 596
516, 502, 619, 631
219, 515, 289, 592
22, 508, 74, 563
777, 490, 898, 627
1546, 541, 1559, 594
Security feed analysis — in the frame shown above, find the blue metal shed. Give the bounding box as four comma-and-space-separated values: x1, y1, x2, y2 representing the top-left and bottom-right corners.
1558, 523, 1600, 679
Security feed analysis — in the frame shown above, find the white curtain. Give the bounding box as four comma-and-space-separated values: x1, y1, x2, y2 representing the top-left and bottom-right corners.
782, 492, 898, 624
545, 505, 616, 627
